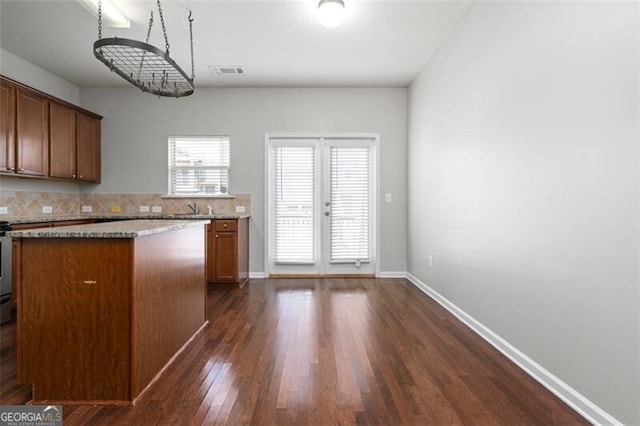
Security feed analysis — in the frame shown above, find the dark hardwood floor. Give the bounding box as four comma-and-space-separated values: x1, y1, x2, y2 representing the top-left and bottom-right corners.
1, 278, 587, 425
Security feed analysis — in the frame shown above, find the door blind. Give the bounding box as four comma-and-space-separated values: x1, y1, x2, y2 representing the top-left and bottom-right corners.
168, 137, 230, 195
329, 147, 370, 262
274, 146, 315, 263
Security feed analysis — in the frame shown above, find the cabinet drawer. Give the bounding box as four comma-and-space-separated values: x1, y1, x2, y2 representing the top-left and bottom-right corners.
214, 220, 237, 232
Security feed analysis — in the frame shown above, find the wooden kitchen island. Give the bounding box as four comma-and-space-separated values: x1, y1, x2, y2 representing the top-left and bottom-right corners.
8, 219, 208, 405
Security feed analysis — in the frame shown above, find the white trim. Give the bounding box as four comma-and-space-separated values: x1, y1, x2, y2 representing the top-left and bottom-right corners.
249, 272, 267, 279
405, 273, 621, 426
377, 271, 407, 279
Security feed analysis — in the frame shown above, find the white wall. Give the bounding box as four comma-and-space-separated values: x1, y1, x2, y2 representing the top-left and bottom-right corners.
408, 2, 638, 424
80, 87, 408, 275
0, 48, 79, 104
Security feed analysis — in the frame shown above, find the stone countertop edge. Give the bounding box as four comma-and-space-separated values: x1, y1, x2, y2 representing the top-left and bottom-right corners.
5, 214, 251, 224
7, 219, 211, 239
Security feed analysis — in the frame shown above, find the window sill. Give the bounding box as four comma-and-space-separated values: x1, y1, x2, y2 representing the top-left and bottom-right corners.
161, 194, 236, 199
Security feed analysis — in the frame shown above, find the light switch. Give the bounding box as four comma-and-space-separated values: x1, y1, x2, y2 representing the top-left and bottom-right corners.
235, 206, 246, 213
82, 205, 93, 213
152, 206, 162, 213
385, 193, 392, 203
139, 206, 150, 212
42, 206, 53, 214
0, 207, 7, 215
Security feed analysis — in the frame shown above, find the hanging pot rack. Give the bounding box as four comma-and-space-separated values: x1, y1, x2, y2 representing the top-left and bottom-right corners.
93, 0, 195, 98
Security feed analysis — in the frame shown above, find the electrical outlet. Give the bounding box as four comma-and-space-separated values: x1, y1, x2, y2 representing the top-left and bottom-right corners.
139, 205, 150, 213
42, 206, 53, 214
428, 256, 433, 268
385, 193, 392, 203
235, 206, 246, 213
81, 205, 93, 213
152, 206, 162, 213
110, 205, 122, 213
0, 207, 7, 215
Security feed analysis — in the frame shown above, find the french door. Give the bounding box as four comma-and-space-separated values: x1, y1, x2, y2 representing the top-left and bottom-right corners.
266, 134, 377, 276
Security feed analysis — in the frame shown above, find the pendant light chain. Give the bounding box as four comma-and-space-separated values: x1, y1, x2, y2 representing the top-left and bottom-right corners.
145, 11, 154, 44
189, 12, 195, 81
156, 0, 170, 55
97, 0, 102, 39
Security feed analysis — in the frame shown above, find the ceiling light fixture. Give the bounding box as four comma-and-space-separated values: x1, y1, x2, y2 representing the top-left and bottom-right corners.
317, 0, 346, 28
78, 0, 130, 28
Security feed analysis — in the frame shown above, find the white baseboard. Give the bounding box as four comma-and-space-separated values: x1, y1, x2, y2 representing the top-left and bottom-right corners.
250, 272, 408, 279
377, 271, 407, 278
405, 273, 621, 426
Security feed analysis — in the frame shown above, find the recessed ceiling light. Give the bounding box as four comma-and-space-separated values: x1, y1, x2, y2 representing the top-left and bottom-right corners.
77, 0, 130, 28
317, 0, 346, 28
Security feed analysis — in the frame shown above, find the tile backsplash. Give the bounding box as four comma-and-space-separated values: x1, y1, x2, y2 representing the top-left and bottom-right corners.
80, 193, 251, 216
0, 191, 79, 218
0, 191, 251, 220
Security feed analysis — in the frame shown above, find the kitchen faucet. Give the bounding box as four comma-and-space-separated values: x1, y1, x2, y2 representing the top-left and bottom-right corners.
186, 202, 199, 214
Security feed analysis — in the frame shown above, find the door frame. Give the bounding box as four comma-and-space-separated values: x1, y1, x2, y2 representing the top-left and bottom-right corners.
264, 132, 381, 277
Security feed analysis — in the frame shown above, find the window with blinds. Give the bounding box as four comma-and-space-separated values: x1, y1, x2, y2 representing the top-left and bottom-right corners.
274, 146, 315, 264
330, 147, 370, 262
168, 137, 230, 195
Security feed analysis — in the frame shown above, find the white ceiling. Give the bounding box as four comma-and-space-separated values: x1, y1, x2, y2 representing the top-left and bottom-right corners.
0, 0, 472, 88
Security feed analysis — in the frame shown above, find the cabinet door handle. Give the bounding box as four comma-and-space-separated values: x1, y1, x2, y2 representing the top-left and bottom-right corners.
18, 168, 24, 172
215, 234, 219, 238
223, 224, 228, 228
72, 174, 77, 178
83, 280, 97, 285
78, 175, 83, 179
8, 167, 15, 172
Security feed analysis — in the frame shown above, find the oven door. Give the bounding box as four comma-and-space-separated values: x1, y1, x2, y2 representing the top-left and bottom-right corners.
0, 235, 13, 324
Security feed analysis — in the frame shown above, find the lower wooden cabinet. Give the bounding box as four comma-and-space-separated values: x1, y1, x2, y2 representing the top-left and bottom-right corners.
11, 219, 95, 308
206, 218, 249, 286
16, 225, 206, 404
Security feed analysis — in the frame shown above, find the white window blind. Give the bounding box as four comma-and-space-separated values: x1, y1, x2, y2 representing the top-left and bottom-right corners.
274, 146, 315, 264
168, 137, 230, 195
329, 147, 370, 262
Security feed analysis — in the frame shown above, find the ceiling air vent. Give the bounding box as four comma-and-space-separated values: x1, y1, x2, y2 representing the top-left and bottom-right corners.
209, 66, 245, 75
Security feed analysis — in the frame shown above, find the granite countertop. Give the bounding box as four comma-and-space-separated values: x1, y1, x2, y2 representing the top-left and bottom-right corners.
7, 219, 211, 239
6, 213, 250, 224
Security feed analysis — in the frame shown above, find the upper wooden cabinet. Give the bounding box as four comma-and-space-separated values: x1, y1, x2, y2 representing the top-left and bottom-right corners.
0, 80, 47, 177
49, 105, 101, 183
0, 81, 16, 173
0, 75, 102, 183
16, 88, 49, 176
75, 112, 101, 183
49, 102, 76, 179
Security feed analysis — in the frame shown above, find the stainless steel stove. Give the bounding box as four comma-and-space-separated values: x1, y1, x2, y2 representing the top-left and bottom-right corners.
0, 221, 12, 324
